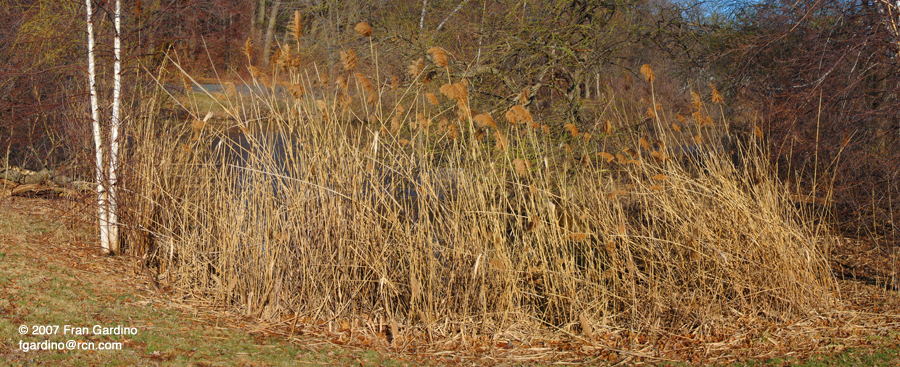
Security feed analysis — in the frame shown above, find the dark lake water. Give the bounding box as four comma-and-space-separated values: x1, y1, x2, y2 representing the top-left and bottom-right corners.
166, 82, 283, 96
210, 127, 461, 224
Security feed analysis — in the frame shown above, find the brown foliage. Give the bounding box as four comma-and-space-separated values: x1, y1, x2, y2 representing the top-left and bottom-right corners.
714, 0, 900, 239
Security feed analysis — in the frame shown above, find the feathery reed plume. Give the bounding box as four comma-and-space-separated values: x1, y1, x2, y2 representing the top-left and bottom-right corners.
652, 174, 670, 181
755, 125, 764, 139
671, 123, 681, 132
408, 58, 424, 77
677, 114, 686, 123
271, 48, 282, 69
582, 133, 591, 142
494, 130, 508, 150
427, 47, 449, 67
290, 11, 303, 41
336, 75, 348, 90
249, 65, 263, 79
513, 105, 533, 125
541, 124, 550, 134
425, 93, 439, 106
391, 75, 399, 90
710, 84, 724, 104
513, 158, 529, 176
517, 87, 530, 104
565, 123, 580, 137
338, 90, 351, 110
692, 111, 705, 125
354, 22, 373, 38
581, 154, 592, 166
691, 91, 703, 110
600, 152, 615, 163
505, 108, 519, 125
340, 49, 358, 71
474, 114, 497, 129
416, 113, 430, 129
639, 137, 650, 150
354, 72, 376, 104
391, 115, 401, 133
649, 150, 667, 162
447, 123, 459, 140
603, 119, 613, 134
452, 82, 468, 100
288, 83, 304, 99
244, 37, 254, 63
645, 106, 657, 119
616, 153, 627, 164
439, 83, 458, 100
189, 117, 207, 141
640, 64, 655, 83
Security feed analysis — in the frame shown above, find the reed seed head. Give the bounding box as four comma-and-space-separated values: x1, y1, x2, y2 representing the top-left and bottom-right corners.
408, 58, 424, 77
340, 49, 358, 71
494, 130, 508, 150
427, 47, 449, 67
291, 11, 303, 41
640, 64, 655, 83
439, 83, 458, 101
517, 87, 530, 103
354, 22, 373, 38
600, 152, 615, 163
474, 114, 497, 129
691, 92, 703, 110
565, 123, 580, 137
425, 93, 439, 106
244, 37, 254, 62
513, 159, 529, 176
710, 84, 724, 104
639, 137, 650, 150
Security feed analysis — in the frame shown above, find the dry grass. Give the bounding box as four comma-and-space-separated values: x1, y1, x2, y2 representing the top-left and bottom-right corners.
121, 39, 841, 353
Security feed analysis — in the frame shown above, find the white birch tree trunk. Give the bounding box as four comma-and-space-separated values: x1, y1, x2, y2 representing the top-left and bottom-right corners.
86, 0, 111, 254
107, 0, 122, 254
86, 0, 122, 254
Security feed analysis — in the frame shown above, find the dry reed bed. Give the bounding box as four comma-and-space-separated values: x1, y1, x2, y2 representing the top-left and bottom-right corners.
124, 34, 840, 353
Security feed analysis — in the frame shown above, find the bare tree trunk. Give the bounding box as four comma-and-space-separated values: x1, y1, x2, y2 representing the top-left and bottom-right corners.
86, 0, 110, 254
107, 0, 122, 254
256, 0, 268, 27
86, 0, 122, 255
262, 0, 281, 68
419, 0, 428, 31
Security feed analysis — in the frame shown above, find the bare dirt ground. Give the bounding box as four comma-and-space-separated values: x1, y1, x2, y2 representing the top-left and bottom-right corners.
1, 195, 899, 366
